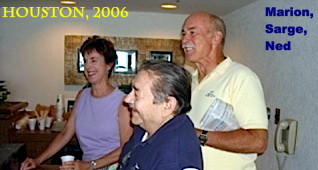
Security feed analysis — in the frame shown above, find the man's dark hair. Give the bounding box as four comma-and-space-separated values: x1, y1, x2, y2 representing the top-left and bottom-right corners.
140, 60, 192, 114
80, 35, 117, 78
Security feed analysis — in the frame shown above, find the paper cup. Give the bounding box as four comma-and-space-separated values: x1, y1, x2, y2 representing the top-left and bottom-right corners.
45, 117, 53, 128
61, 155, 75, 164
28, 118, 37, 131
38, 118, 45, 130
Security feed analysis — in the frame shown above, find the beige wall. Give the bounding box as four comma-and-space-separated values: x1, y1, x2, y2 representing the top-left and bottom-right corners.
223, 0, 318, 169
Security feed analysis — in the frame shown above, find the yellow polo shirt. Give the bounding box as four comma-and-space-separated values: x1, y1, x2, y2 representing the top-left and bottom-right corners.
187, 57, 268, 170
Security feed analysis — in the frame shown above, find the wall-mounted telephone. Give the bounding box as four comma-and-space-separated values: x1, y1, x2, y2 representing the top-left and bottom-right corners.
275, 119, 298, 154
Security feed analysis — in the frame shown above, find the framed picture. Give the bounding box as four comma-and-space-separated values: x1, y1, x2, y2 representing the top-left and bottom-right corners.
149, 51, 172, 62
64, 98, 75, 113
114, 50, 138, 74
77, 49, 138, 74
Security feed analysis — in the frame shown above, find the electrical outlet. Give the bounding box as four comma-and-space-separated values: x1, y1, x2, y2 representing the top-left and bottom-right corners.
275, 108, 280, 124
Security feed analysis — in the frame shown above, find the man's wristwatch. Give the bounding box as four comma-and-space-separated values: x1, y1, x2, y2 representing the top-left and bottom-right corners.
198, 130, 208, 146
91, 160, 97, 170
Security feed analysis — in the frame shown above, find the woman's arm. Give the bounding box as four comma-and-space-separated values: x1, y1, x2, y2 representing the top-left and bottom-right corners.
20, 91, 83, 170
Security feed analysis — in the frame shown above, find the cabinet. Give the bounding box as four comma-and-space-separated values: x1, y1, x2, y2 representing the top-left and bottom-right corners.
9, 129, 59, 158
3, 102, 82, 164
9, 129, 82, 164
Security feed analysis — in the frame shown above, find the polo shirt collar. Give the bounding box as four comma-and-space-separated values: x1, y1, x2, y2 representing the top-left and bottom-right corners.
192, 56, 232, 82
212, 56, 232, 75
140, 114, 186, 145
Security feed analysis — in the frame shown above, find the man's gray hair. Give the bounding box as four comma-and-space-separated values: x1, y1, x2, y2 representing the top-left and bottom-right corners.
208, 14, 226, 46
139, 60, 192, 114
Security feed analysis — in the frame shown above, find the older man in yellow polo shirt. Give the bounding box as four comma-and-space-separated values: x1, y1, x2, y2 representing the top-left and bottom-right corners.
181, 12, 268, 170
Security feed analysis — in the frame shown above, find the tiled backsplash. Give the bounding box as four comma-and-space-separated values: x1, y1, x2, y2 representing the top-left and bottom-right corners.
64, 35, 184, 86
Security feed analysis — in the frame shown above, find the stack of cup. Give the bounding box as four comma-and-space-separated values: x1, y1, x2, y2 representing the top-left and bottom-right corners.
28, 118, 37, 131
45, 116, 53, 128
38, 118, 45, 130
28, 116, 53, 131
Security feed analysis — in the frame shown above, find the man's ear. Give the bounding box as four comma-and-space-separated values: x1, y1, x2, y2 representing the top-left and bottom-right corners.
163, 96, 178, 116
212, 31, 223, 45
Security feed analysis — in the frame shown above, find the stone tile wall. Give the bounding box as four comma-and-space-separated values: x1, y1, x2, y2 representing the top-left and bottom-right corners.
64, 35, 184, 86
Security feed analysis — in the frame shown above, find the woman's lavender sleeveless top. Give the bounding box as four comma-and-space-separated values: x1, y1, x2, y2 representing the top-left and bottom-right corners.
75, 87, 125, 161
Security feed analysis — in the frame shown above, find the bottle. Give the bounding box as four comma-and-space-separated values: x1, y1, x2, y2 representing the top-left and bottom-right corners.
56, 94, 64, 121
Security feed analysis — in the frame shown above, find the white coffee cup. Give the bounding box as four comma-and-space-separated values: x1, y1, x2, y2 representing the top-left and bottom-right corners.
28, 118, 37, 131
45, 117, 53, 128
38, 118, 45, 130
61, 155, 75, 164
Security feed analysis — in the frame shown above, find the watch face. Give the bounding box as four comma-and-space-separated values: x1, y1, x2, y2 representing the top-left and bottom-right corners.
199, 134, 207, 140
91, 161, 97, 169
199, 134, 207, 146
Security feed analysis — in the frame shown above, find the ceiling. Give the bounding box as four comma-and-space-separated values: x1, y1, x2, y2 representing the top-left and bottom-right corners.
4, 0, 257, 15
